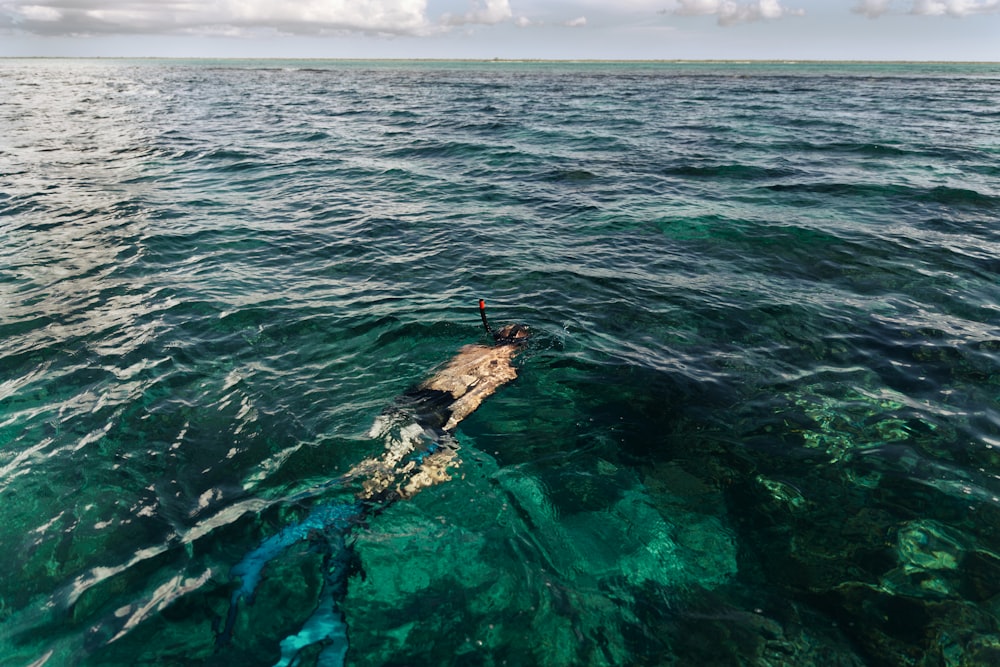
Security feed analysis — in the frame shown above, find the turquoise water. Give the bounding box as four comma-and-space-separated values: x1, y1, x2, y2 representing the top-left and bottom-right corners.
1, 58, 999, 666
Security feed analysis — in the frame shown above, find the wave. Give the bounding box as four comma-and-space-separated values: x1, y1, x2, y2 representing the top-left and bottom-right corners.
663, 163, 801, 180
764, 181, 999, 209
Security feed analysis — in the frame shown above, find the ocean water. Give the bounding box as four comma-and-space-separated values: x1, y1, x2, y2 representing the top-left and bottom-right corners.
1, 58, 999, 666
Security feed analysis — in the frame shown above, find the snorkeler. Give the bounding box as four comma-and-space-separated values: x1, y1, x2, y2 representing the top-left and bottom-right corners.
219, 300, 529, 666
357, 300, 529, 502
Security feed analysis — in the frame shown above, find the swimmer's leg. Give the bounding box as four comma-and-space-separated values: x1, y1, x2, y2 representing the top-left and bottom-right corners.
272, 529, 355, 667
219, 501, 362, 646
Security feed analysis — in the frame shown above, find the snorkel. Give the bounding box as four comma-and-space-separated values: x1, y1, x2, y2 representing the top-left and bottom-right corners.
479, 299, 530, 346
479, 299, 494, 339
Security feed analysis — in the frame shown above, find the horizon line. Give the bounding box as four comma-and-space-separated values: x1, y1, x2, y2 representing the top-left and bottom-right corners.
2, 56, 999, 65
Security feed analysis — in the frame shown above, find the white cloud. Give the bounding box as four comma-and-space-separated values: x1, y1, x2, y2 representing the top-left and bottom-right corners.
441, 0, 512, 26
12, 3, 59, 21
508, 12, 586, 29
851, 0, 894, 16
665, 0, 804, 26
852, 0, 1000, 16
2, 0, 520, 36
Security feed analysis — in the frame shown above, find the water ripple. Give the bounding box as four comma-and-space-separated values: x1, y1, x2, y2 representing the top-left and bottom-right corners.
2, 59, 999, 666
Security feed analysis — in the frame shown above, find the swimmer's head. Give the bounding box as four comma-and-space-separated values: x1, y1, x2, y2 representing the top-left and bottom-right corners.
479, 299, 530, 346
494, 323, 531, 346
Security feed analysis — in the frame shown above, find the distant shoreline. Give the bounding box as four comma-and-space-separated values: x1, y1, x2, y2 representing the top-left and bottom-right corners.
2, 57, 998, 65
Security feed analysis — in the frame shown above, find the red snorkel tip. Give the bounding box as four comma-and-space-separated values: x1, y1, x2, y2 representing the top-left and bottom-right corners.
478, 299, 493, 338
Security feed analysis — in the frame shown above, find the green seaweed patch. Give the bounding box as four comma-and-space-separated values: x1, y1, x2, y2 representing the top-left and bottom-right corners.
780, 383, 935, 463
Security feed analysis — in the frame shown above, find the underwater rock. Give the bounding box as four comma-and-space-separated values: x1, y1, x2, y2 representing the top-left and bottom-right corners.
663, 594, 867, 667
755, 509, 1000, 666
342, 458, 739, 666
814, 582, 1000, 667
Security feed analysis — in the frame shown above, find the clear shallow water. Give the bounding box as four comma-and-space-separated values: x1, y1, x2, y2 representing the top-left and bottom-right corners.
1, 58, 999, 666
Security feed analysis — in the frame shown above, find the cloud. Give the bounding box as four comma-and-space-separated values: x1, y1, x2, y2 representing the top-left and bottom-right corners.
853, 0, 1000, 16
851, 0, 894, 16
12, 4, 59, 21
509, 9, 587, 29
0, 0, 524, 37
663, 0, 804, 26
441, 0, 512, 26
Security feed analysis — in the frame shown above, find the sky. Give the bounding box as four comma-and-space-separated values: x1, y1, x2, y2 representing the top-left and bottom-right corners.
1, 0, 998, 61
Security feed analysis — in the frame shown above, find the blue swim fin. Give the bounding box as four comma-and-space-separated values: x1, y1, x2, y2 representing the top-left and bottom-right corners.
220, 501, 362, 650
272, 528, 355, 667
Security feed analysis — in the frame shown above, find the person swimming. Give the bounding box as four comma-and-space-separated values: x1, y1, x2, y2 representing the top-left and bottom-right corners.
358, 304, 529, 503
219, 300, 529, 666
